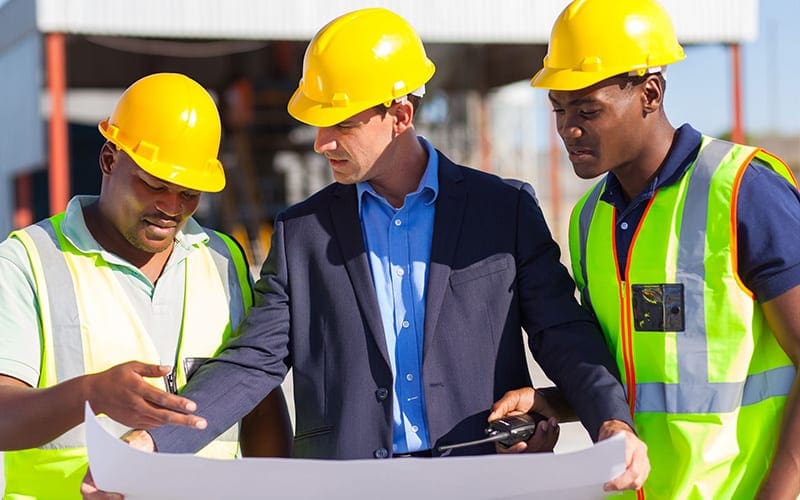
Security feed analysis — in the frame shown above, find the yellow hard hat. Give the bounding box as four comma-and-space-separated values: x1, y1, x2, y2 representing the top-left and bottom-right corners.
98, 73, 225, 192
531, 0, 685, 91
287, 7, 436, 127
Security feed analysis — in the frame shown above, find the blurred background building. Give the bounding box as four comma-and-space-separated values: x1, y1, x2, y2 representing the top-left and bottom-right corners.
0, 0, 795, 480
1, 0, 780, 266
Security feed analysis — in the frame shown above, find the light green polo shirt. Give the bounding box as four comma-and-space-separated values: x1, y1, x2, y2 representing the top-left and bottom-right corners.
0, 195, 210, 387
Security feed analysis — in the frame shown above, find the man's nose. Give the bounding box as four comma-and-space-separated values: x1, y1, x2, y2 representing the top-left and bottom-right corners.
154, 192, 183, 217
314, 127, 337, 154
558, 115, 583, 140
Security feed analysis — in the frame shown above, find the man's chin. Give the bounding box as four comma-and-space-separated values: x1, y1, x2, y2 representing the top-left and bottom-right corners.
571, 163, 605, 180
332, 172, 357, 185
128, 234, 174, 254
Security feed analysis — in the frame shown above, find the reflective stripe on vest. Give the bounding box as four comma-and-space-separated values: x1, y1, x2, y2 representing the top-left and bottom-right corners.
570, 137, 797, 499
4, 216, 250, 498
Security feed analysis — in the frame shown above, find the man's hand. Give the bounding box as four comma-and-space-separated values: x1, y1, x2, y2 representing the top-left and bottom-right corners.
80, 469, 122, 500
80, 430, 155, 499
489, 387, 554, 421
598, 420, 650, 492
489, 387, 559, 453
86, 361, 207, 430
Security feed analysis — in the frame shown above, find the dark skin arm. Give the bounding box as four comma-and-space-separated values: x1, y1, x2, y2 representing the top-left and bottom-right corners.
239, 388, 293, 457
0, 361, 205, 450
757, 285, 800, 499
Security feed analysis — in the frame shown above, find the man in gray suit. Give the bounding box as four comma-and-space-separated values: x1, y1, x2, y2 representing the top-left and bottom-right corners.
99, 7, 648, 493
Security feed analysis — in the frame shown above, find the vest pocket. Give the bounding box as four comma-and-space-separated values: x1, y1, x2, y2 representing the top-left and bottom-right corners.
183, 357, 212, 381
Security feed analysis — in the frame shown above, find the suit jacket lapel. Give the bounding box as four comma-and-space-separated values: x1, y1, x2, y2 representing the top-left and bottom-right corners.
330, 184, 391, 367
423, 153, 466, 358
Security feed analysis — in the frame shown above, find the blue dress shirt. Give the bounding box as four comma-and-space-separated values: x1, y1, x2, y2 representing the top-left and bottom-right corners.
357, 136, 438, 453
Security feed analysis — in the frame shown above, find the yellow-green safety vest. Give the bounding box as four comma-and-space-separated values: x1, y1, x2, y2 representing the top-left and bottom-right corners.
569, 137, 797, 499
3, 213, 253, 500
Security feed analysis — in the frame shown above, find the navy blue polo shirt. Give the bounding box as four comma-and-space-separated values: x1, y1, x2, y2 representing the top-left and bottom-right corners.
601, 123, 800, 302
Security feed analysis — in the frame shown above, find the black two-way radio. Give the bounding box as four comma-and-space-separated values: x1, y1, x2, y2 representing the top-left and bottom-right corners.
437, 412, 548, 453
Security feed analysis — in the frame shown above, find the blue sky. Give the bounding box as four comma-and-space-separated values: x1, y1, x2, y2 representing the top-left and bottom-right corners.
502, 0, 800, 155
667, 0, 800, 137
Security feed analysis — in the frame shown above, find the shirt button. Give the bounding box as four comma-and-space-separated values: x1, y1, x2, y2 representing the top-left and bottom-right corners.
394, 219, 402, 226
406, 373, 414, 381
411, 425, 419, 433
402, 320, 410, 328
375, 387, 389, 401
374, 447, 389, 459
620, 222, 629, 230
396, 268, 404, 277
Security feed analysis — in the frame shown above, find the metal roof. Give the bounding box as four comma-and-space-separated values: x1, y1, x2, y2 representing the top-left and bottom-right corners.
32, 0, 758, 44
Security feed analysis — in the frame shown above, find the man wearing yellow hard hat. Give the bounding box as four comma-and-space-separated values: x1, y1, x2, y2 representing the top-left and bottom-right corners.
103, 7, 648, 493
0, 73, 291, 498
492, 0, 800, 498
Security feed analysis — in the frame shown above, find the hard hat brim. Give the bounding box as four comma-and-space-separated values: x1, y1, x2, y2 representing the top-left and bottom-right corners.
530, 67, 626, 91
99, 119, 226, 193
287, 87, 378, 128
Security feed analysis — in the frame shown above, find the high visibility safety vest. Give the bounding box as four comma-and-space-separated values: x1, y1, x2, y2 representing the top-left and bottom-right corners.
3, 213, 253, 500
569, 137, 798, 499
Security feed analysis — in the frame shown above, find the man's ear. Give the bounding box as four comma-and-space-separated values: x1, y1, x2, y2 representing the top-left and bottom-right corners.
99, 142, 116, 175
641, 75, 664, 115
392, 99, 415, 133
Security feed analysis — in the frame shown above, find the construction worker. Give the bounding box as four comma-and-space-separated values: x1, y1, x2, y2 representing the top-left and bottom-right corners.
88, 7, 648, 495
491, 0, 800, 498
0, 73, 292, 499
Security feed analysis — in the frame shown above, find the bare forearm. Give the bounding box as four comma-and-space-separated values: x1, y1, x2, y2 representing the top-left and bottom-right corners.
759, 288, 800, 498
0, 361, 204, 451
0, 376, 89, 449
759, 377, 800, 499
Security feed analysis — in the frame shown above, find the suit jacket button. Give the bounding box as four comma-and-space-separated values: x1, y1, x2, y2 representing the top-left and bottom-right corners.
375, 388, 389, 401
373, 447, 389, 459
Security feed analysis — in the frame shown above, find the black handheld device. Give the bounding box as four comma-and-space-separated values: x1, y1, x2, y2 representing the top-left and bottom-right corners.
487, 412, 548, 448
436, 411, 548, 453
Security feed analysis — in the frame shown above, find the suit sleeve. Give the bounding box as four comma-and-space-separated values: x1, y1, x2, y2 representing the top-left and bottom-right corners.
514, 182, 633, 441
150, 218, 292, 453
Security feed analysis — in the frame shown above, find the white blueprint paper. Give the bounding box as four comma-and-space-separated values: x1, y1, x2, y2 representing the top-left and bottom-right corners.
85, 402, 625, 499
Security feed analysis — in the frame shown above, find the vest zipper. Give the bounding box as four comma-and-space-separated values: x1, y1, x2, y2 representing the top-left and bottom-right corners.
164, 368, 178, 395
619, 280, 637, 416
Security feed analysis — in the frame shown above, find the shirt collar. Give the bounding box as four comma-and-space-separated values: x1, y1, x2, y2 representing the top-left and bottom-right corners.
601, 123, 703, 210
357, 136, 440, 214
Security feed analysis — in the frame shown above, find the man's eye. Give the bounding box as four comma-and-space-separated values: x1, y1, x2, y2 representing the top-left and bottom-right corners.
580, 109, 599, 117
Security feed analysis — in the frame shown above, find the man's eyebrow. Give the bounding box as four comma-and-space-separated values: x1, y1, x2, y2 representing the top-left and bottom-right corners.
548, 94, 599, 107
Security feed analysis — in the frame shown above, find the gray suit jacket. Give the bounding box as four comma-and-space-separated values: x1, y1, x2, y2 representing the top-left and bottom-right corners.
152, 150, 631, 458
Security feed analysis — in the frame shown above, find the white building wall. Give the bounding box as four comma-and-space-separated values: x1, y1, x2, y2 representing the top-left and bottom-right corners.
0, 31, 45, 237
35, 0, 758, 44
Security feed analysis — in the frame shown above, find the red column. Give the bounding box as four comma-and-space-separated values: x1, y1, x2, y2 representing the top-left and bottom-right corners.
46, 33, 70, 214
730, 43, 745, 144
13, 173, 33, 229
